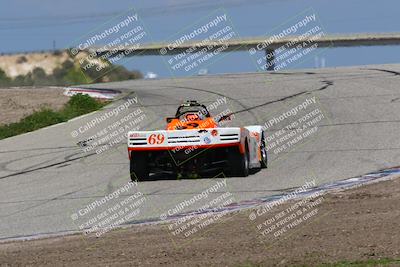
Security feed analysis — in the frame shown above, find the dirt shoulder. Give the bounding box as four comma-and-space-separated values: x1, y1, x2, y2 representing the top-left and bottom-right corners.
0, 87, 69, 125
1, 177, 400, 267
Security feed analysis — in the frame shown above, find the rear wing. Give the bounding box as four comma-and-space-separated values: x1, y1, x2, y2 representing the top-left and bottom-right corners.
128, 127, 243, 151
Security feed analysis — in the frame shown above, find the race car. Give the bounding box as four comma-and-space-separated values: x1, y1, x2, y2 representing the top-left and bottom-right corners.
127, 100, 267, 181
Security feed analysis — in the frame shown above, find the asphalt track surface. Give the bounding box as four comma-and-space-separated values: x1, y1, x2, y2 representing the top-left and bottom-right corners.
1, 64, 400, 240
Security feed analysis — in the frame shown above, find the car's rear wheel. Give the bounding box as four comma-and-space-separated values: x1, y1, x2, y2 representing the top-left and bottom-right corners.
228, 144, 249, 177
260, 132, 268, 168
130, 151, 150, 181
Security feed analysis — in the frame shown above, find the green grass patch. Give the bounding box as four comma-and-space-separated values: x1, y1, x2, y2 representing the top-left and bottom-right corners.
0, 94, 106, 140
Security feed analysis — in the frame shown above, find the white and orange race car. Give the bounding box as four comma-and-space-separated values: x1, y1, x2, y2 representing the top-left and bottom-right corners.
127, 100, 267, 181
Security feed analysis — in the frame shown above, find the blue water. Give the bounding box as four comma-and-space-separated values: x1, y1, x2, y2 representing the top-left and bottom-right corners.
0, 0, 399, 77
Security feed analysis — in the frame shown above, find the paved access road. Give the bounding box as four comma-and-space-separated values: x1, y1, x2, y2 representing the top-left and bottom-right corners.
1, 64, 399, 240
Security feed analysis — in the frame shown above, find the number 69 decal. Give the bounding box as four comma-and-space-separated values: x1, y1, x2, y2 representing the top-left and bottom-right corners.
148, 133, 165, 145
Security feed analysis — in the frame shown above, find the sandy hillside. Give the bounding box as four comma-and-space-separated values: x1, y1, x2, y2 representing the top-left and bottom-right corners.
0, 87, 69, 125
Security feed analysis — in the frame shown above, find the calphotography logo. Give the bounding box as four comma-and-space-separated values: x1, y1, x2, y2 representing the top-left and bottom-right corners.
157, 176, 236, 245
248, 178, 328, 243
165, 96, 240, 170
248, 8, 332, 71
70, 181, 147, 238
69, 96, 149, 157
68, 8, 151, 82
260, 94, 332, 164
161, 9, 238, 76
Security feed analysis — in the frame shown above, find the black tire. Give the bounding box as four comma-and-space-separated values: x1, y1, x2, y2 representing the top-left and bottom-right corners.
130, 151, 149, 181
228, 144, 249, 177
260, 133, 268, 168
